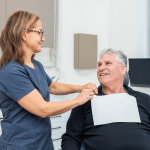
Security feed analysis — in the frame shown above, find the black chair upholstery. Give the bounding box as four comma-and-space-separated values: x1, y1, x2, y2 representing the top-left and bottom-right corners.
80, 142, 86, 150
123, 71, 129, 86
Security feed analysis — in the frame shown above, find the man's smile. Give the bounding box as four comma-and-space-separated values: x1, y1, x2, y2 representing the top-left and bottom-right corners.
100, 73, 109, 76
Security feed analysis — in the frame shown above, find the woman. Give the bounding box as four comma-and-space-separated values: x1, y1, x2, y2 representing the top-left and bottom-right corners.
0, 11, 97, 150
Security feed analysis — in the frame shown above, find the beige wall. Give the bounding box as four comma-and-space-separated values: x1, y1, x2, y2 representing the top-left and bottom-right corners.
0, 0, 54, 48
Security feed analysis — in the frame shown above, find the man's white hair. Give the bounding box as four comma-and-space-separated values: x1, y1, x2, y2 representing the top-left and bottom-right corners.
99, 48, 127, 67
99, 48, 127, 79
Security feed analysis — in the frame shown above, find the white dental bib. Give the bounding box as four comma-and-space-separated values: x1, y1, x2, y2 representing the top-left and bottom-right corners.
91, 93, 141, 126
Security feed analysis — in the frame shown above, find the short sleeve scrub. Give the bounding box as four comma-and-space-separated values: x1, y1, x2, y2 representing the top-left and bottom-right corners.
0, 60, 54, 150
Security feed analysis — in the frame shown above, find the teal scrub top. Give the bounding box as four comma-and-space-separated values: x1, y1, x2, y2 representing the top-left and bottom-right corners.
0, 59, 54, 150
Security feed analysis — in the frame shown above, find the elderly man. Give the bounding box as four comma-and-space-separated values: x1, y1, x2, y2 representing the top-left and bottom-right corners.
61, 48, 150, 150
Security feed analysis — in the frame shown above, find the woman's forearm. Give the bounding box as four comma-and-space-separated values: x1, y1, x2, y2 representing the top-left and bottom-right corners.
43, 98, 80, 117
49, 81, 98, 95
18, 88, 94, 118
52, 82, 83, 95
49, 81, 83, 95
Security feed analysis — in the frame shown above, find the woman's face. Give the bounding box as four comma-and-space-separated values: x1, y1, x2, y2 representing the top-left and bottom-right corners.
24, 20, 45, 53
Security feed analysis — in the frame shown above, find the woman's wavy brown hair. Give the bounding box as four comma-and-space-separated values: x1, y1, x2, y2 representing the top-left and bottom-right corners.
0, 10, 39, 68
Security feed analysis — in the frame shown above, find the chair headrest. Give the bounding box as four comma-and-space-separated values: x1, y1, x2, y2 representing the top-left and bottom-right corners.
123, 71, 129, 86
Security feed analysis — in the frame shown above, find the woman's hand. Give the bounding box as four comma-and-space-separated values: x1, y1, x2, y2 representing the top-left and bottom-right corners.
81, 82, 98, 95
75, 88, 95, 105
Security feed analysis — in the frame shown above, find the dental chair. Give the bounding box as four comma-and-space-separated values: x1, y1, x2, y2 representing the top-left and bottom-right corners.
80, 72, 130, 150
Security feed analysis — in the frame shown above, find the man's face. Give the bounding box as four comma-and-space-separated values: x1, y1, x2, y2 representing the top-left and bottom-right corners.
97, 53, 126, 86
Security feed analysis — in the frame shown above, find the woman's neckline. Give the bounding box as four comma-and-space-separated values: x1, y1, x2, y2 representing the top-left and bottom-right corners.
25, 60, 36, 70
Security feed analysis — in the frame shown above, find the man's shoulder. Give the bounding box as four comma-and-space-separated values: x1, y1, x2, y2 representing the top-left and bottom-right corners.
127, 86, 150, 100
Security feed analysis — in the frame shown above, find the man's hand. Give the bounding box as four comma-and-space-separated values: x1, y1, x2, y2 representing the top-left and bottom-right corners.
82, 82, 98, 95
